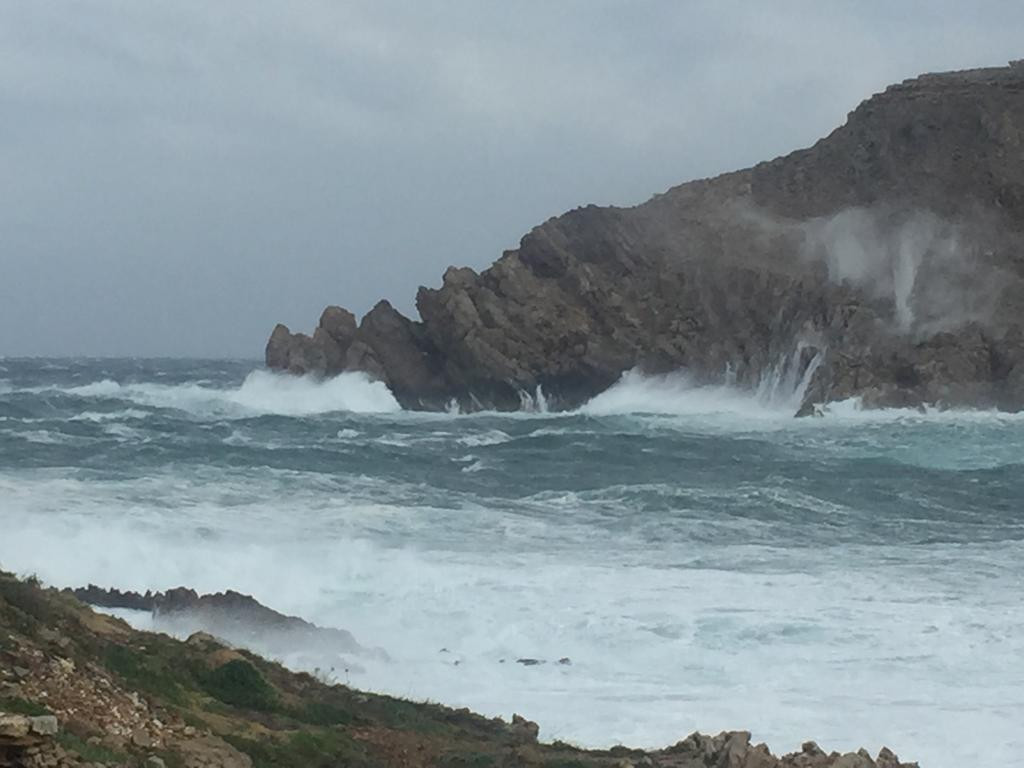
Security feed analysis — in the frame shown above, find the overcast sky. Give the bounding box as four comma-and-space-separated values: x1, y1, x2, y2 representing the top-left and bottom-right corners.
2, 1, 1022, 357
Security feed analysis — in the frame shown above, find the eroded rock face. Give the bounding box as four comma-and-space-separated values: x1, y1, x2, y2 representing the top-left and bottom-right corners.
264, 305, 359, 377
267, 63, 1024, 414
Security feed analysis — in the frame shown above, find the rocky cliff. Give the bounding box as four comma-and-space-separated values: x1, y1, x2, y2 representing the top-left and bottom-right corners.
267, 62, 1024, 414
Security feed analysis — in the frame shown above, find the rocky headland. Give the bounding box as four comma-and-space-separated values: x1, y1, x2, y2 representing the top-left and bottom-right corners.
267, 62, 1024, 414
69, 585, 381, 670
0, 571, 920, 767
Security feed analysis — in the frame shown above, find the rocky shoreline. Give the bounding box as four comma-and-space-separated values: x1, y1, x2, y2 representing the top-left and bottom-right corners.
267, 62, 1024, 415
0, 572, 920, 767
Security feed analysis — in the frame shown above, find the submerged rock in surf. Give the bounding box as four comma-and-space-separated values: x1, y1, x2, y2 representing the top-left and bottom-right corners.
267, 62, 1024, 416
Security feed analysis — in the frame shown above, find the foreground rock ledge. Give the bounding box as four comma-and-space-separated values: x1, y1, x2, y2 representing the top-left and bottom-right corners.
0, 571, 919, 767
268, 61, 1024, 415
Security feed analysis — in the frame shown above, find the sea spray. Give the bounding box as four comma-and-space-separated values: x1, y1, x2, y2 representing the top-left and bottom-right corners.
753, 343, 824, 410
518, 385, 550, 413
580, 347, 823, 418
14, 368, 400, 416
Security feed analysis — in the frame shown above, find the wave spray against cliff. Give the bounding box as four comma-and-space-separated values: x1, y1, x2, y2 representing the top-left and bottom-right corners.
580, 346, 823, 418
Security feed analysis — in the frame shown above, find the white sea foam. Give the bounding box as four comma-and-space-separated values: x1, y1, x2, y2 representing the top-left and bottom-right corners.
228, 370, 401, 415
1, 476, 1021, 768
40, 369, 400, 416
812, 397, 1024, 424
579, 369, 796, 420
457, 430, 512, 447
69, 409, 151, 422
577, 365, 1024, 429
102, 423, 148, 441
17, 429, 76, 445
578, 343, 823, 421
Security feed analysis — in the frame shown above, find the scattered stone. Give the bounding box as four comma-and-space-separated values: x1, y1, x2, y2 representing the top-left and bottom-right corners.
101, 734, 127, 752
28, 716, 57, 736
131, 728, 153, 748
0, 713, 32, 739
509, 714, 539, 744
177, 734, 253, 768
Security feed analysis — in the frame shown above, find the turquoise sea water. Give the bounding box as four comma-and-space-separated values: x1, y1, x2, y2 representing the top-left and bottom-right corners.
1, 358, 1022, 766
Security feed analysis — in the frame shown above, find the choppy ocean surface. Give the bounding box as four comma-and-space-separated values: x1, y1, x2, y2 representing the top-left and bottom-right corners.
1, 358, 1022, 767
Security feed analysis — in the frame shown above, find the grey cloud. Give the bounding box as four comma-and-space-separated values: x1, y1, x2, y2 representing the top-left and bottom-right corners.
1, 1, 1023, 356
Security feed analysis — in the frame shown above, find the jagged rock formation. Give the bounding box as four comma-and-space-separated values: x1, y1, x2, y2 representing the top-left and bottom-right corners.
267, 62, 1024, 414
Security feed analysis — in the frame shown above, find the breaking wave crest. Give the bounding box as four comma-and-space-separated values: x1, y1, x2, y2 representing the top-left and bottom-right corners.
578, 348, 822, 419
579, 370, 796, 419
38, 370, 401, 416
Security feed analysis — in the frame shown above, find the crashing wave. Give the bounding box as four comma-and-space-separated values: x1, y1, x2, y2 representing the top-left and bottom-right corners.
578, 346, 824, 418
28, 369, 401, 416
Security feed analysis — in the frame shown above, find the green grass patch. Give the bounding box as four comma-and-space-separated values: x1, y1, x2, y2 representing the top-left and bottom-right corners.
199, 659, 278, 712
223, 730, 370, 768
0, 696, 51, 716
101, 642, 188, 705
56, 732, 127, 765
440, 752, 498, 768
0, 574, 57, 635
153, 749, 186, 768
365, 696, 446, 734
295, 700, 353, 726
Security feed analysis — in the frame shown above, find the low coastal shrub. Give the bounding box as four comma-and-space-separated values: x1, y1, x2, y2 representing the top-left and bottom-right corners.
292, 698, 355, 726
0, 573, 57, 634
222, 730, 370, 768
199, 659, 278, 711
56, 732, 127, 765
439, 752, 497, 768
101, 642, 188, 705
0, 695, 51, 716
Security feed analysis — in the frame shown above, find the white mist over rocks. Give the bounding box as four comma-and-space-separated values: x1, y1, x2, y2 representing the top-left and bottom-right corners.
2, 359, 1024, 768
802, 207, 1001, 335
